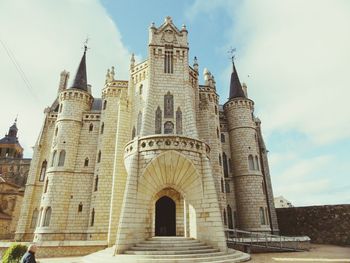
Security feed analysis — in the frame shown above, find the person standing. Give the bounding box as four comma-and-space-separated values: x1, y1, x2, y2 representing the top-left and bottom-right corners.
21, 244, 37, 263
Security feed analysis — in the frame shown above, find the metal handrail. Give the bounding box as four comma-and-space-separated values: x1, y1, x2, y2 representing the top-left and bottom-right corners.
225, 228, 306, 252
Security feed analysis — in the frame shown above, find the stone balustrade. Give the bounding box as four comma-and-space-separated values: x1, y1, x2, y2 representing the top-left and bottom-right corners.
124, 135, 210, 158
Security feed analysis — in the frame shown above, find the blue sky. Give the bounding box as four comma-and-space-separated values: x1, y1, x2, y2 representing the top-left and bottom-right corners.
0, 0, 349, 206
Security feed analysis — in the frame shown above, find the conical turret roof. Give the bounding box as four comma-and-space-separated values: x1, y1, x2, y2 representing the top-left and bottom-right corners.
229, 61, 246, 99
70, 47, 88, 91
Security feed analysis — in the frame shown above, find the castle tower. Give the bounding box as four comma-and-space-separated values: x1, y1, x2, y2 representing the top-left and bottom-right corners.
34, 48, 94, 241
136, 16, 198, 137
224, 61, 271, 232
87, 67, 129, 243
114, 17, 227, 254
197, 69, 227, 220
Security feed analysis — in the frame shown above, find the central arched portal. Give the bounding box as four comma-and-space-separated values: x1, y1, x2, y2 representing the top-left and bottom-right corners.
155, 196, 176, 236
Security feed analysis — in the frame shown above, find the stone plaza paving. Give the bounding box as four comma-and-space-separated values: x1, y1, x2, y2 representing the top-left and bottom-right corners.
37, 244, 350, 263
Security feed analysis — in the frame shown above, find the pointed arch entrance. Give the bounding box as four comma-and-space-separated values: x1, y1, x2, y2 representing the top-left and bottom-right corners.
155, 196, 176, 236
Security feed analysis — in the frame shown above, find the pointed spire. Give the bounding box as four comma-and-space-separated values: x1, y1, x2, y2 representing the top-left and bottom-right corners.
229, 59, 246, 99
70, 45, 88, 92
193, 56, 198, 72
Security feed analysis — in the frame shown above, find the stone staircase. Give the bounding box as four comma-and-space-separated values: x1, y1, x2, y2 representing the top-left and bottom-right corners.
83, 237, 250, 262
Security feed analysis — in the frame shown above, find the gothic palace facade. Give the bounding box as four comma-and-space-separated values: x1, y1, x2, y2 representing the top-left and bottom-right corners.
15, 17, 279, 253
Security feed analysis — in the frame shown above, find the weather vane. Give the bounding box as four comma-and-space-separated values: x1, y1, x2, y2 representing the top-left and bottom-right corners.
228, 47, 236, 64
83, 36, 90, 52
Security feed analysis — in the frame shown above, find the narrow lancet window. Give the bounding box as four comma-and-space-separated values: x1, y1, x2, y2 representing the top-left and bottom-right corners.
137, 112, 142, 135
155, 106, 162, 134
176, 107, 182, 134
39, 160, 47, 181
164, 92, 174, 118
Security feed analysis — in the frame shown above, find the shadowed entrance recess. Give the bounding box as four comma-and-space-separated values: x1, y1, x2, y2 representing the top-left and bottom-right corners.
155, 196, 176, 236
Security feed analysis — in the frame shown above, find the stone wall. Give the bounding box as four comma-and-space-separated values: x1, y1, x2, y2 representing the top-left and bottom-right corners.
276, 205, 350, 245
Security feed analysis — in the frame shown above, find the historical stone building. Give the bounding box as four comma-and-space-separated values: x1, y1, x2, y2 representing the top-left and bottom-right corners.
0, 120, 31, 187
15, 17, 278, 258
0, 120, 30, 239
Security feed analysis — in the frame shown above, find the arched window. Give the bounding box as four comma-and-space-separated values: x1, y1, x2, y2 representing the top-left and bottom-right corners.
221, 178, 224, 193
227, 205, 233, 229
164, 121, 174, 134
164, 92, 174, 118
94, 176, 99, 191
44, 179, 49, 193
43, 207, 52, 227
229, 158, 232, 173
55, 127, 58, 136
38, 208, 43, 227
39, 160, 47, 181
265, 208, 269, 225
58, 150, 66, 167
90, 208, 95, 226
131, 126, 136, 139
139, 84, 143, 95
137, 112, 142, 135
84, 158, 89, 167
221, 133, 225, 143
219, 154, 222, 166
176, 107, 182, 134
89, 123, 93, 132
216, 127, 219, 138
259, 207, 266, 225
248, 155, 255, 170
78, 202, 83, 212
262, 181, 266, 195
97, 151, 101, 163
225, 182, 230, 193
164, 51, 173, 74
223, 209, 227, 225
51, 150, 57, 167
223, 152, 228, 178
155, 106, 162, 134
103, 100, 107, 110
215, 105, 218, 115
255, 156, 260, 171
100, 122, 104, 134
30, 209, 38, 228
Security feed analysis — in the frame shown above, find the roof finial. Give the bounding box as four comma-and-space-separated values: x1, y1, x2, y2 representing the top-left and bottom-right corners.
83, 36, 90, 53
14, 115, 18, 124
228, 47, 236, 72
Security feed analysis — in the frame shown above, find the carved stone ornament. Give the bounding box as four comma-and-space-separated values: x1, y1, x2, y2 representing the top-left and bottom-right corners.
163, 29, 175, 43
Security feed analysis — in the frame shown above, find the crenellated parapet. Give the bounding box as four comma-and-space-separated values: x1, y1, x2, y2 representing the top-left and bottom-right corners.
102, 81, 128, 99
59, 88, 93, 105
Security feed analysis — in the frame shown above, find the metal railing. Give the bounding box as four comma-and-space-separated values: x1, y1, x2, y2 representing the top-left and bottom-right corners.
225, 228, 307, 252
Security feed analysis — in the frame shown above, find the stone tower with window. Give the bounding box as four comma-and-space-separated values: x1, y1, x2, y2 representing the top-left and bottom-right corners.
15, 17, 279, 257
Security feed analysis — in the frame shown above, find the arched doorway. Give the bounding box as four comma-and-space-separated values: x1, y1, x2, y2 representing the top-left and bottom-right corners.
155, 196, 176, 236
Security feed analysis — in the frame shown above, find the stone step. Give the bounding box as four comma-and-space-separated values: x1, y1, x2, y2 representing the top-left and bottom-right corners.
82, 242, 251, 263
130, 245, 212, 251
136, 242, 206, 248
147, 237, 194, 241
142, 239, 201, 244
125, 248, 220, 255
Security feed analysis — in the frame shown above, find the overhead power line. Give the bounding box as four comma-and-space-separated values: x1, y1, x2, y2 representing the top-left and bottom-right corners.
0, 37, 40, 103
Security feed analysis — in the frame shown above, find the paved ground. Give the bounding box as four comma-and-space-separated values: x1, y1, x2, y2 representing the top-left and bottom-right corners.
38, 244, 350, 263
250, 244, 350, 262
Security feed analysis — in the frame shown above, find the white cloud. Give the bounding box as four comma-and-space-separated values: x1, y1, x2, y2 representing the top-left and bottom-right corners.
187, 0, 350, 205
189, 0, 350, 145
0, 0, 131, 157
